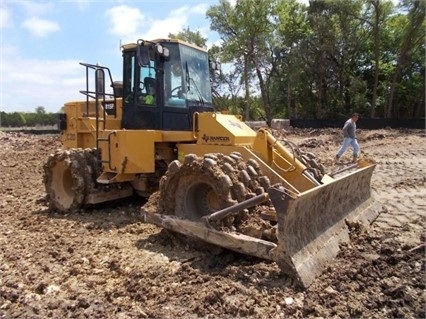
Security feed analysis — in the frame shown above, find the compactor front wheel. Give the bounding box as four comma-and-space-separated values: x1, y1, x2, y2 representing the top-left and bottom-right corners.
158, 153, 273, 232
159, 154, 235, 221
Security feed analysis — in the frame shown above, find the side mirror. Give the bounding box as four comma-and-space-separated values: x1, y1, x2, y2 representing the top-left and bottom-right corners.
137, 45, 150, 67
95, 67, 105, 95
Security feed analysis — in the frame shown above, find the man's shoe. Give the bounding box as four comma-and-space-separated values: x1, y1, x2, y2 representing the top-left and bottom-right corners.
352, 155, 358, 163
335, 155, 340, 163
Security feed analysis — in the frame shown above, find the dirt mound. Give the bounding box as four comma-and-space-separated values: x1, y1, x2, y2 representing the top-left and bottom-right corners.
0, 129, 425, 318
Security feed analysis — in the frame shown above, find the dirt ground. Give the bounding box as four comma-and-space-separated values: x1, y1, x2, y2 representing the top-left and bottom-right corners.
0, 127, 425, 319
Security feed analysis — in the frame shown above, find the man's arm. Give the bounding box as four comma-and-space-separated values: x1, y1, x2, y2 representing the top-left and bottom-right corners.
342, 120, 355, 138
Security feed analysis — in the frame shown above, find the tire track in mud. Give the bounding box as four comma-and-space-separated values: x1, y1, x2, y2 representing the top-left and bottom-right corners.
369, 146, 425, 237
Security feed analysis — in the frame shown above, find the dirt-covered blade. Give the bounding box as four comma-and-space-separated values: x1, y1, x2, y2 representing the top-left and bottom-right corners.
268, 162, 383, 288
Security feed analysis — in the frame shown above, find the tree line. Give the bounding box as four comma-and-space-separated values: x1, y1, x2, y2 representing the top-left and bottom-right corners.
174, 0, 424, 125
0, 107, 58, 128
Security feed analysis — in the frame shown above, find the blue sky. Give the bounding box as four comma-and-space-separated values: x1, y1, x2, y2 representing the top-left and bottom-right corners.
0, 0, 227, 113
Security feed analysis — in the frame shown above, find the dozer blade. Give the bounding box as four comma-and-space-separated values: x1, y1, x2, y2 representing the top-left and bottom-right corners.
144, 212, 277, 260
268, 162, 383, 288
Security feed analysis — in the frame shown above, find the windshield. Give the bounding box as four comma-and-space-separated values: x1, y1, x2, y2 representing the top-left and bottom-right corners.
163, 43, 212, 108
181, 45, 212, 104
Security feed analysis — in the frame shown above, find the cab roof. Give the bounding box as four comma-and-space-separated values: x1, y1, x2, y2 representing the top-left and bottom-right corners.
121, 38, 208, 53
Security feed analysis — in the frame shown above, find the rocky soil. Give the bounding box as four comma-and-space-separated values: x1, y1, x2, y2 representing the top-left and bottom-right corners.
0, 127, 425, 318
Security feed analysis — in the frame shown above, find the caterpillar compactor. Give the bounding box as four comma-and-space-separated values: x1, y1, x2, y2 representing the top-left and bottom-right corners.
44, 39, 382, 288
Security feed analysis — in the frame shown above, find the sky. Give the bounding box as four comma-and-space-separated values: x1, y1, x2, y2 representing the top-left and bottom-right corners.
0, 0, 229, 113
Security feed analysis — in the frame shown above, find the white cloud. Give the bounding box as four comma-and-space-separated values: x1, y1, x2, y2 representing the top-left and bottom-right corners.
22, 17, 59, 37
73, 0, 92, 11
185, 3, 209, 15
142, 16, 184, 40
0, 6, 11, 28
0, 45, 84, 113
17, 1, 54, 16
7, 60, 80, 85
105, 3, 212, 44
105, 5, 145, 37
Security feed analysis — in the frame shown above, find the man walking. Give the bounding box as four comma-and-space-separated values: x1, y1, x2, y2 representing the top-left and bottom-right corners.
335, 113, 360, 163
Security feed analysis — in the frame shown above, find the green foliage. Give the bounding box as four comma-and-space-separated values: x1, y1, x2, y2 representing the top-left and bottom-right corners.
0, 110, 58, 128
168, 27, 208, 48
207, 0, 278, 124
1, 112, 26, 127
35, 106, 46, 114
206, 0, 424, 120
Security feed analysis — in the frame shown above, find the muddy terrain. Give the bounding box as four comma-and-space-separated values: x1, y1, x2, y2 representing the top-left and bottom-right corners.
0, 127, 424, 318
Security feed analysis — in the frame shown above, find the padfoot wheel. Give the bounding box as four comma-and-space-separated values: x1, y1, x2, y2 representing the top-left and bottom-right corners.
43, 148, 100, 213
158, 153, 277, 242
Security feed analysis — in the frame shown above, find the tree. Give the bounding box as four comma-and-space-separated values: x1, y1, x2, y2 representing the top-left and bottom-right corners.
6, 112, 26, 127
168, 27, 207, 48
386, 0, 425, 118
204, 0, 423, 120
207, 0, 252, 119
362, 0, 394, 117
35, 106, 46, 114
305, 0, 372, 118
207, 0, 277, 125
273, 0, 310, 118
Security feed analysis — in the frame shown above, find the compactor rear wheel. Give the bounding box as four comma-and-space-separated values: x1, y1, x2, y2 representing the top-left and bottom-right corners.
43, 148, 98, 213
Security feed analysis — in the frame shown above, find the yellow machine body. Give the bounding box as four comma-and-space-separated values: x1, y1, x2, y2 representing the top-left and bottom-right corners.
59, 101, 320, 195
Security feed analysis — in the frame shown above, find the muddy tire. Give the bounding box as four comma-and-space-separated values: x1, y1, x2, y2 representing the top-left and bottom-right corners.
43, 148, 99, 213
158, 153, 275, 240
159, 154, 236, 221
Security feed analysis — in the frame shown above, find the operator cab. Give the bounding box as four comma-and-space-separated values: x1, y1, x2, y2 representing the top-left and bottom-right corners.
121, 39, 215, 131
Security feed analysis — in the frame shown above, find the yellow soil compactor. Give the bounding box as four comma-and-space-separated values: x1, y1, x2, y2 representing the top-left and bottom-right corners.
44, 39, 383, 288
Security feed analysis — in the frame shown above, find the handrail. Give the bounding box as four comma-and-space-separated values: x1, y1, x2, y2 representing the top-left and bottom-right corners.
98, 131, 117, 171
79, 62, 118, 170
192, 112, 199, 139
